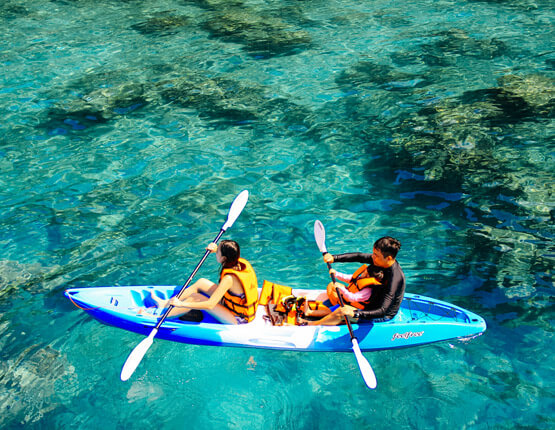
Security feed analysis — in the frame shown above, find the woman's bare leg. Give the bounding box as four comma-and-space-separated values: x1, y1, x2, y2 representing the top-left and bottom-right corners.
150, 278, 216, 308
149, 278, 236, 321
205, 304, 238, 324
157, 291, 209, 318
307, 308, 345, 326
157, 292, 238, 323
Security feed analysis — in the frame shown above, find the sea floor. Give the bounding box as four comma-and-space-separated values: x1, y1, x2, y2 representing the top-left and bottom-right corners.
0, 0, 553, 428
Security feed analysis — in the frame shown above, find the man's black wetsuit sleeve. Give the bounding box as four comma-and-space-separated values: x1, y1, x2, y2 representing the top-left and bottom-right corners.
332, 252, 373, 264
354, 266, 405, 320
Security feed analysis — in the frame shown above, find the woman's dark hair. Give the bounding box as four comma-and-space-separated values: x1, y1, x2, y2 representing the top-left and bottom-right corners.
219, 240, 241, 270
373, 236, 401, 259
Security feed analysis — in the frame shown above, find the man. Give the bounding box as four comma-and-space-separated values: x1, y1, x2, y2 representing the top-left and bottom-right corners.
306, 236, 405, 325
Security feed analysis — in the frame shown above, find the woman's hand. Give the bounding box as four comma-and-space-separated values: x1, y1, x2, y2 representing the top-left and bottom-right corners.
206, 242, 218, 253
169, 297, 186, 308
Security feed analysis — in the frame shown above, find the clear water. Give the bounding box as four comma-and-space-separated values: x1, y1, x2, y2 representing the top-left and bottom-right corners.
1, 0, 553, 428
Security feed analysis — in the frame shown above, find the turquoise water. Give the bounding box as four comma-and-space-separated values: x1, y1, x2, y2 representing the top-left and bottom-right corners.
1, 0, 553, 428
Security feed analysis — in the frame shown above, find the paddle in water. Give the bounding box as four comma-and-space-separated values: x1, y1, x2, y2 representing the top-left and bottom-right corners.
313, 220, 377, 390
120, 190, 250, 381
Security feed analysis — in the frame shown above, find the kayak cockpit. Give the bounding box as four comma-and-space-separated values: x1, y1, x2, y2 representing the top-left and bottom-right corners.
65, 287, 486, 335
400, 295, 471, 324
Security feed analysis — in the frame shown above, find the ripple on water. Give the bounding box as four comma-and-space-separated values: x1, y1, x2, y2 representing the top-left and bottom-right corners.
0, 0, 554, 428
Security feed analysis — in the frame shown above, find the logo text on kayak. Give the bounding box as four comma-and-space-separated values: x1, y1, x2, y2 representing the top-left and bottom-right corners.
392, 331, 424, 341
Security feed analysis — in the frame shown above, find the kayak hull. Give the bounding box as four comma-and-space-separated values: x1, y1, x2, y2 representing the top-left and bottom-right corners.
65, 286, 486, 352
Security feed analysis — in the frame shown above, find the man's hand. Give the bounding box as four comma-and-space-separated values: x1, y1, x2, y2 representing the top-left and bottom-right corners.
338, 305, 357, 319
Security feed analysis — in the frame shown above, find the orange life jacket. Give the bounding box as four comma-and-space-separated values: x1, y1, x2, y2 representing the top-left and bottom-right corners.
340, 265, 382, 310
220, 258, 258, 322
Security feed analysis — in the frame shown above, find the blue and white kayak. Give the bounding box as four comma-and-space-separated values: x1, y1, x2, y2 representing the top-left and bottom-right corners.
64, 286, 486, 352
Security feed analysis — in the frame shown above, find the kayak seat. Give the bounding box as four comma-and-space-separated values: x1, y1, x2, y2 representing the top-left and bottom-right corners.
130, 290, 144, 307
178, 310, 204, 322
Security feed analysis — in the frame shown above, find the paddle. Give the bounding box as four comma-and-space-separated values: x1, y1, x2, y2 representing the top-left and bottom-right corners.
120, 190, 250, 381
313, 220, 377, 390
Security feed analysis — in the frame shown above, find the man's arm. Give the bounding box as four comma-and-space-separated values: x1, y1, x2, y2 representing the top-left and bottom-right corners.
354, 296, 391, 319
332, 252, 373, 264
355, 268, 404, 319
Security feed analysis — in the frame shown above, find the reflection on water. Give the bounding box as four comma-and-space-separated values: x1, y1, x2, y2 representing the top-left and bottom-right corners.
0, 0, 553, 428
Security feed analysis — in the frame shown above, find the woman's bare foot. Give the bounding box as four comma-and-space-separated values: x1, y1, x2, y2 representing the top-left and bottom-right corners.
150, 291, 168, 308
137, 307, 155, 317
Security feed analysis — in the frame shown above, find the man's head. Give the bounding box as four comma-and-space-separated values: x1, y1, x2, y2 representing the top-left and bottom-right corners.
372, 236, 401, 268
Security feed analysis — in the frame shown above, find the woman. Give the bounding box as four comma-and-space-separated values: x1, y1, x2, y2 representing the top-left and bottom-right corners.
150, 240, 258, 324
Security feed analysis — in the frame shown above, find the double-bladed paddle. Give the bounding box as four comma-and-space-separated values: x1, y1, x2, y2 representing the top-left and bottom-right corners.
120, 190, 250, 381
313, 220, 377, 390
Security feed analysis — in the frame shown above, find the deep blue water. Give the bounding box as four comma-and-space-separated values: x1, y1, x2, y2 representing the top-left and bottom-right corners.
0, 0, 553, 428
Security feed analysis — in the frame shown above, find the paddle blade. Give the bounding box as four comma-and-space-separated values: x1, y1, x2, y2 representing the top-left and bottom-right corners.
314, 220, 327, 253
351, 338, 377, 389
222, 190, 249, 231
120, 329, 158, 381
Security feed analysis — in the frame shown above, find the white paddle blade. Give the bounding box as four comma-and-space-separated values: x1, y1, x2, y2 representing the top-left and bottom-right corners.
222, 190, 249, 231
120, 329, 158, 381
352, 338, 377, 389
313, 220, 327, 253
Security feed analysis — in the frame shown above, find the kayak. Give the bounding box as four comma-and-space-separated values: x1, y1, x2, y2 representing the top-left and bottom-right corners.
65, 285, 486, 352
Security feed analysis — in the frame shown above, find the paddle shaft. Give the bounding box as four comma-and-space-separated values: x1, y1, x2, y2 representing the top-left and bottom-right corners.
325, 259, 356, 340
314, 220, 376, 389
154, 228, 225, 331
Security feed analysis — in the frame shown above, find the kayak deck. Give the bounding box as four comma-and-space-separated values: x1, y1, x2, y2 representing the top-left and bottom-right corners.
65, 286, 486, 352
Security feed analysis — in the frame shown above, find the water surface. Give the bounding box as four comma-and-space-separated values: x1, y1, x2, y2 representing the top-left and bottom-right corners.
0, 0, 553, 428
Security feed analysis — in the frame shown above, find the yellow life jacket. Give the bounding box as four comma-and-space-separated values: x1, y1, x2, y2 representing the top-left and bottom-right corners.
220, 258, 258, 322
342, 265, 382, 310
260, 281, 330, 326
262, 281, 296, 324
259, 281, 294, 325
